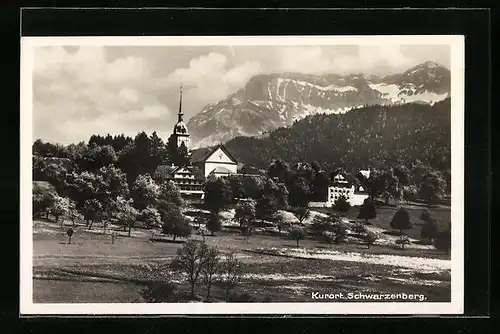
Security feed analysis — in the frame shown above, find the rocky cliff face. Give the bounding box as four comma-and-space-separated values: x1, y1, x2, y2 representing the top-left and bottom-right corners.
187, 61, 450, 148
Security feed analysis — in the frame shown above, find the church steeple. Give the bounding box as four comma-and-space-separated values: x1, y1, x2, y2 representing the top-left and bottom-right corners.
172, 85, 190, 150
178, 86, 184, 123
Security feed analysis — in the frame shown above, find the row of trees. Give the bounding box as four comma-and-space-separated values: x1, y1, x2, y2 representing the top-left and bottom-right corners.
33, 131, 188, 186
170, 240, 243, 301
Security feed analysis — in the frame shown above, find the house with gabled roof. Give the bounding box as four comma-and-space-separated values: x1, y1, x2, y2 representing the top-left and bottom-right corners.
190, 144, 238, 178
309, 169, 369, 208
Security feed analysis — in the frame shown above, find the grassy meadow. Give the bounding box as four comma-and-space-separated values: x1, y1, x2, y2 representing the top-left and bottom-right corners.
31, 201, 452, 304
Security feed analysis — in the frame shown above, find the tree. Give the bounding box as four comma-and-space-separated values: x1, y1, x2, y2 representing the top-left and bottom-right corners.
390, 207, 413, 237
206, 212, 222, 236
255, 195, 278, 225
434, 228, 451, 253
310, 216, 332, 235
201, 246, 221, 300
49, 195, 72, 223
268, 159, 289, 183
309, 170, 329, 201
357, 198, 377, 224
204, 176, 232, 214
394, 165, 410, 186
194, 215, 206, 229
158, 181, 183, 207
273, 211, 290, 233
226, 175, 244, 201
421, 219, 439, 242
323, 231, 336, 248
293, 207, 310, 224
32, 181, 57, 219
219, 252, 243, 302
149, 131, 168, 174
289, 226, 307, 247
418, 171, 447, 204
234, 200, 256, 228
333, 195, 350, 216
115, 197, 139, 237
161, 205, 191, 242
79, 145, 118, 171
171, 240, 211, 297
166, 134, 189, 167
130, 174, 160, 211
402, 185, 419, 202
420, 209, 432, 223
331, 221, 348, 244
81, 199, 104, 230
67, 200, 82, 227
364, 231, 378, 249
288, 175, 310, 207
241, 175, 264, 199
138, 206, 162, 229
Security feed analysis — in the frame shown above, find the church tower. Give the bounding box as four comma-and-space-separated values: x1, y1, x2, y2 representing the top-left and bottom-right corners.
172, 86, 190, 150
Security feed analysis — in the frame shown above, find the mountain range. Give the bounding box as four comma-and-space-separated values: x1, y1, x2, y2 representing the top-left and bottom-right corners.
186, 61, 451, 148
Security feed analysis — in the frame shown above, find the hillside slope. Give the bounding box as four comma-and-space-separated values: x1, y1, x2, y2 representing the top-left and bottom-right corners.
221, 98, 451, 173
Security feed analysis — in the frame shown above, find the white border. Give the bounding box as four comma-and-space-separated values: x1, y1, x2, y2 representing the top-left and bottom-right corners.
20, 35, 465, 315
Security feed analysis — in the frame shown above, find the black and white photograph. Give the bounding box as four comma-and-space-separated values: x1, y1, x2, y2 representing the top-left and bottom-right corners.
20, 35, 464, 314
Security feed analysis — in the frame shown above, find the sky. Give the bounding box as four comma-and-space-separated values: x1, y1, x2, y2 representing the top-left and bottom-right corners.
32, 44, 450, 145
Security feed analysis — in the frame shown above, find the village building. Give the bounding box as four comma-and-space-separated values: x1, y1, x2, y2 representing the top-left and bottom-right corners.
190, 145, 238, 178
309, 170, 369, 208
153, 87, 238, 197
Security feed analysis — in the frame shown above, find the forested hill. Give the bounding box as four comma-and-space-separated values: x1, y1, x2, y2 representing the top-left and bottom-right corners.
224, 98, 451, 174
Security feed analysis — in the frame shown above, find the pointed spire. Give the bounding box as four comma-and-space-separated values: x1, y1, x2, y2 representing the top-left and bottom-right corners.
178, 86, 183, 122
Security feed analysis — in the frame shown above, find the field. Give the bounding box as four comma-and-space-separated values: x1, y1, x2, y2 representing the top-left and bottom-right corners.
32, 203, 451, 303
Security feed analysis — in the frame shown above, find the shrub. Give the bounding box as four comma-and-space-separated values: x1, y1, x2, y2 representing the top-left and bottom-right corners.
420, 209, 432, 223
352, 222, 367, 235
228, 292, 256, 302
141, 282, 178, 302
357, 198, 377, 223
434, 229, 451, 253
420, 218, 439, 241
333, 195, 350, 215
390, 207, 413, 235
395, 235, 411, 250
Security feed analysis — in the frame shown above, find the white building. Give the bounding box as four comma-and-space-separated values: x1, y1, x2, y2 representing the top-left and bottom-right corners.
190, 145, 238, 178
309, 170, 369, 208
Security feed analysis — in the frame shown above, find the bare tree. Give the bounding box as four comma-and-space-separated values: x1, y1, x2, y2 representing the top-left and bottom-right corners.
201, 246, 221, 300
171, 240, 210, 297
219, 252, 243, 302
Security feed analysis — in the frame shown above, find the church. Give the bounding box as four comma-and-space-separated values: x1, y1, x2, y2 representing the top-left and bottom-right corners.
153, 87, 239, 197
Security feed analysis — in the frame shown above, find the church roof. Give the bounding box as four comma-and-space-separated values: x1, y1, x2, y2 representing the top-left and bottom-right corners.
190, 147, 213, 163
190, 145, 238, 164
